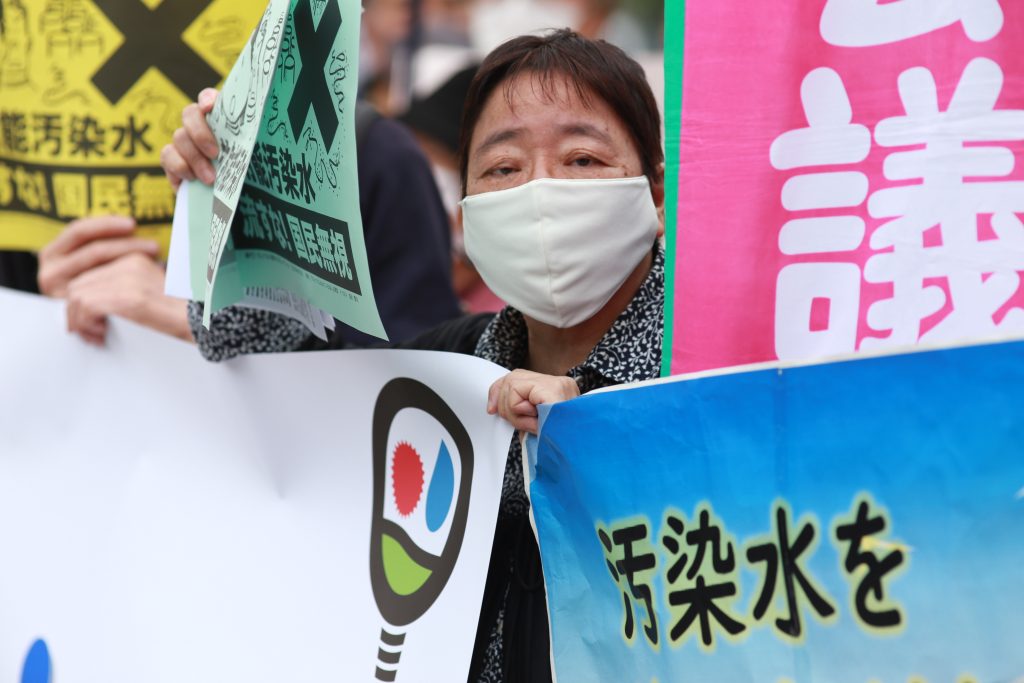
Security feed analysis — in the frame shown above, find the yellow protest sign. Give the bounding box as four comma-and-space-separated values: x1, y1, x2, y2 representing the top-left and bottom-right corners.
0, 0, 265, 253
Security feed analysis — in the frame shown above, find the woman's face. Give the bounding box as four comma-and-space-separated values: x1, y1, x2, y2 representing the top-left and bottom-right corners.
465, 73, 648, 197
364, 0, 413, 46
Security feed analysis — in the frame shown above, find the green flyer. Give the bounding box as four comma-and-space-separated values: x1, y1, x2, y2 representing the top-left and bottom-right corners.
198, 0, 386, 340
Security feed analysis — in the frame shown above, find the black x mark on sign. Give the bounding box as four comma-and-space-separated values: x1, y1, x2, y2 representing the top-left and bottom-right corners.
92, 0, 220, 104
288, 0, 342, 151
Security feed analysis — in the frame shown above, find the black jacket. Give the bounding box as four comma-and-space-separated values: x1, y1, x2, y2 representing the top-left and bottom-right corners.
0, 251, 39, 293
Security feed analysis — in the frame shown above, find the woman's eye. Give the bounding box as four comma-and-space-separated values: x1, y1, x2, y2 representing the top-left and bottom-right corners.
490, 166, 516, 177
571, 157, 593, 167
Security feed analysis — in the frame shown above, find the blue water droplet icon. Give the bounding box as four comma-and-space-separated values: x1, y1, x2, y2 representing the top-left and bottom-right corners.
425, 441, 455, 532
21, 639, 51, 683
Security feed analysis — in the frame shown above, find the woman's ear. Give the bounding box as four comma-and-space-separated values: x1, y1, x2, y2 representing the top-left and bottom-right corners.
651, 164, 666, 238
651, 163, 666, 207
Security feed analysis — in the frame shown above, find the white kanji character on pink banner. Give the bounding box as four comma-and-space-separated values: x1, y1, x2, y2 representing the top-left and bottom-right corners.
776, 263, 862, 360
864, 57, 1024, 349
820, 0, 1004, 47
772, 69, 871, 360
665, 0, 1024, 375
771, 68, 871, 256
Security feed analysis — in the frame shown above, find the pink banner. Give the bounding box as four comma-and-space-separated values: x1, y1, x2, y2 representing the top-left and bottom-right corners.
665, 1, 1024, 375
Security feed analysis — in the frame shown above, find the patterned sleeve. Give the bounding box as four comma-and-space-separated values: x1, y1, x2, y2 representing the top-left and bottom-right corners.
187, 301, 311, 362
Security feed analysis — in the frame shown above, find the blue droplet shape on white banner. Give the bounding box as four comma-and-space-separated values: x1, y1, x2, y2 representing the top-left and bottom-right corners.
425, 441, 455, 532
21, 639, 51, 683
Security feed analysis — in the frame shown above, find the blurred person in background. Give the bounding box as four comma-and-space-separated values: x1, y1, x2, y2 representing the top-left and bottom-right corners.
421, 0, 474, 45
408, 0, 658, 112
401, 65, 505, 314
467, 0, 652, 56
408, 0, 662, 123
360, 0, 414, 113
570, 0, 651, 52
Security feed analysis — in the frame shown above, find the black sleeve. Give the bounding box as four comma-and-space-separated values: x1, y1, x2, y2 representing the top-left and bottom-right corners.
301, 312, 494, 355
393, 312, 494, 354
0, 251, 40, 293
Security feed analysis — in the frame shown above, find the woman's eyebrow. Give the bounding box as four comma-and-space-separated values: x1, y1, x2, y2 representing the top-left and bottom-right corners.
560, 123, 613, 145
474, 122, 613, 158
475, 128, 525, 155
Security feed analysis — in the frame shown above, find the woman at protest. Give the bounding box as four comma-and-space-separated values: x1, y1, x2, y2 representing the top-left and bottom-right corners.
162, 29, 664, 683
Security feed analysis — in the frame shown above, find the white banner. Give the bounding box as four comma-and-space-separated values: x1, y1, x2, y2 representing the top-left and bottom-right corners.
0, 289, 512, 683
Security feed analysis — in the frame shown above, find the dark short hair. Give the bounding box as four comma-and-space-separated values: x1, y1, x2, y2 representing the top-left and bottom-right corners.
457, 29, 663, 195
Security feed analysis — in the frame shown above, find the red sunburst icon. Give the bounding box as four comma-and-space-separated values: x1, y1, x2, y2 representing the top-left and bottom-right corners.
392, 441, 425, 516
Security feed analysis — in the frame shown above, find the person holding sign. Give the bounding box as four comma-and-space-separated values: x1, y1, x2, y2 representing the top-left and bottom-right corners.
33, 215, 192, 345
164, 29, 664, 683
457, 31, 664, 682
0, 0, 268, 343
0, 0, 459, 349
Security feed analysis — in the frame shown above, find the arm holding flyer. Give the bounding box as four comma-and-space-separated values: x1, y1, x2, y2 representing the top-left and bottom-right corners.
164, 0, 461, 346
164, 99, 461, 349
175, 0, 389, 340
160, 89, 220, 190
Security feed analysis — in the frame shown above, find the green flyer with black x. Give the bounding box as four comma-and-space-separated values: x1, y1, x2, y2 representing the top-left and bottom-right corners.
200, 0, 386, 340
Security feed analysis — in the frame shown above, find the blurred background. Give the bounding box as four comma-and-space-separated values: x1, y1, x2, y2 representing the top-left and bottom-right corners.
360, 0, 664, 114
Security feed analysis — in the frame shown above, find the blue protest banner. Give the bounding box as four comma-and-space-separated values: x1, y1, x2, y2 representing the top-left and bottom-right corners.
529, 340, 1024, 683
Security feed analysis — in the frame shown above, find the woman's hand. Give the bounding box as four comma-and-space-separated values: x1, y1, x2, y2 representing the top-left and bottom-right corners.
65, 252, 192, 346
160, 87, 220, 189
487, 369, 580, 434
37, 215, 157, 297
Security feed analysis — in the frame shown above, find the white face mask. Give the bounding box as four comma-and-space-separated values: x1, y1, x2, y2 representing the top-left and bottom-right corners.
460, 176, 659, 328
